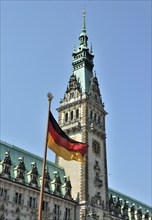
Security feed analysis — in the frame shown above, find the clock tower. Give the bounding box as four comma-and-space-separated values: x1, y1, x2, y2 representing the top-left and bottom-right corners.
56, 12, 108, 219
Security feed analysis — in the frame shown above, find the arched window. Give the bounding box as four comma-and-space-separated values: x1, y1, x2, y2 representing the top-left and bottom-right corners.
76, 109, 79, 119
65, 113, 68, 122
70, 111, 73, 120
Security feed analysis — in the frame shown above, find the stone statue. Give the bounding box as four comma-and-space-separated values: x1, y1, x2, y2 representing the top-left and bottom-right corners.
130, 204, 135, 220
16, 157, 25, 181
52, 171, 61, 194
30, 162, 39, 186
2, 151, 12, 177
123, 200, 129, 219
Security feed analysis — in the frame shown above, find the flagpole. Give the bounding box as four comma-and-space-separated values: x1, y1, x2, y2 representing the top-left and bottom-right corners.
38, 92, 53, 220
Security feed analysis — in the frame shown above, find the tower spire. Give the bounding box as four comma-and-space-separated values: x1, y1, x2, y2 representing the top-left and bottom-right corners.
79, 11, 88, 48
81, 11, 87, 35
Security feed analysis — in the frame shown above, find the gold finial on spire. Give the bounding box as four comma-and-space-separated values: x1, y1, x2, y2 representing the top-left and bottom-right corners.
47, 92, 53, 102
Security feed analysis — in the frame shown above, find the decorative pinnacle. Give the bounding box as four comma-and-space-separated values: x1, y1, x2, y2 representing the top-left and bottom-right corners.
47, 92, 53, 102
73, 37, 77, 52
90, 41, 93, 54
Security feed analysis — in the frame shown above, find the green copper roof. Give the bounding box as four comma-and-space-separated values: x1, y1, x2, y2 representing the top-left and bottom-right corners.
73, 67, 93, 94
71, 12, 95, 94
109, 188, 152, 215
0, 140, 151, 214
0, 140, 65, 187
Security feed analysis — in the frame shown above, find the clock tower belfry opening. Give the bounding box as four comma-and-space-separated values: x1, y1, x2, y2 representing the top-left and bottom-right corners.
56, 11, 108, 219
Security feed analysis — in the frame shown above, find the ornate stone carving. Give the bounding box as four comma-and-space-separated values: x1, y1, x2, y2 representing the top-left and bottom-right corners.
91, 192, 103, 207
87, 207, 99, 219
60, 74, 82, 104
89, 72, 102, 105
1, 151, 12, 178
145, 210, 149, 220
15, 157, 26, 182
130, 203, 135, 220
62, 176, 72, 199
94, 161, 102, 188
29, 162, 39, 187
51, 171, 62, 195
115, 197, 122, 217
109, 194, 115, 214
137, 207, 142, 220
122, 200, 129, 219
66, 74, 81, 94
44, 166, 51, 191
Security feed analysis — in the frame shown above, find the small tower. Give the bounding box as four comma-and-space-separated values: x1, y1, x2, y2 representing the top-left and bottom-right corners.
56, 12, 108, 219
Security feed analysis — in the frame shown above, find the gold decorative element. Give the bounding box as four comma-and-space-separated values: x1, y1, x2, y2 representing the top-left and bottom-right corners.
47, 92, 53, 101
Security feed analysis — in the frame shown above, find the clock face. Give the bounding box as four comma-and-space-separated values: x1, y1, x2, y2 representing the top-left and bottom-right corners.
92, 139, 100, 155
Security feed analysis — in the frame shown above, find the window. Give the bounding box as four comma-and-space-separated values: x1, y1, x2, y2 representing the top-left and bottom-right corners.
76, 109, 79, 119
90, 110, 93, 119
94, 113, 97, 122
70, 111, 73, 120
65, 208, 71, 220
13, 192, 23, 204
42, 201, 48, 211
29, 197, 36, 208
54, 204, 60, 220
70, 92, 74, 99
65, 113, 68, 122
98, 116, 100, 124
0, 188, 8, 200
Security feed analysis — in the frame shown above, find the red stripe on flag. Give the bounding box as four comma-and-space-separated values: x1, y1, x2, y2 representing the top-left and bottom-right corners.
48, 121, 87, 156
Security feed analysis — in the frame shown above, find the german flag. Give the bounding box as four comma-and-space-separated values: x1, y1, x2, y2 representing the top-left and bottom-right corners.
47, 111, 88, 162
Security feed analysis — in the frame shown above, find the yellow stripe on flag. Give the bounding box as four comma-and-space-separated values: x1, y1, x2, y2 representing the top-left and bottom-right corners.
47, 133, 85, 162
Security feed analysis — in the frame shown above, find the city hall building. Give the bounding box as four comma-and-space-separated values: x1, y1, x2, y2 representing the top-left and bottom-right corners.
0, 12, 151, 220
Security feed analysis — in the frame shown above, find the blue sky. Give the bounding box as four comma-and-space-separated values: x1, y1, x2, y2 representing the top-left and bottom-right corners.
1, 1, 151, 206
